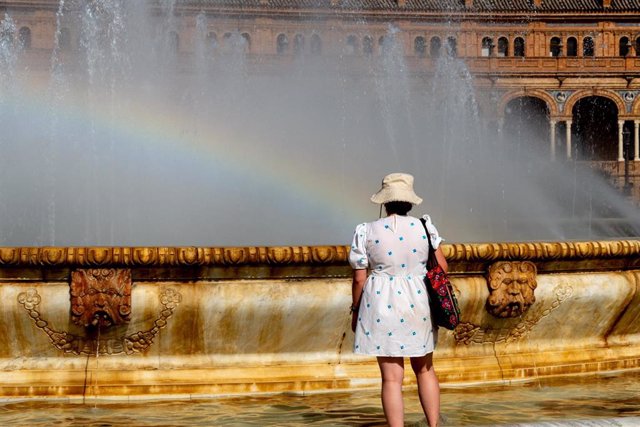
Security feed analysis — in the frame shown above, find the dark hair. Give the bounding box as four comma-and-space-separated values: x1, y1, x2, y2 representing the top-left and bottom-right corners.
384, 201, 413, 215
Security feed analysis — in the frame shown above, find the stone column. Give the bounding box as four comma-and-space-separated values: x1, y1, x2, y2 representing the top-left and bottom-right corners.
565, 120, 572, 159
550, 120, 557, 161
635, 120, 640, 161
618, 120, 625, 162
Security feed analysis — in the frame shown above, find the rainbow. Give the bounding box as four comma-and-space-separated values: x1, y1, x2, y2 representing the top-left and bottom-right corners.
2, 75, 378, 244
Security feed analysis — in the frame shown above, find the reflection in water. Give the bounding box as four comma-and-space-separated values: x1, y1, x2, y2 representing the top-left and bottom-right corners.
1, 371, 639, 426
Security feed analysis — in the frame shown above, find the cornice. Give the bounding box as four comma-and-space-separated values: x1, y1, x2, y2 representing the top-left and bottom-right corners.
176, 6, 640, 23
1, 1, 639, 24
0, 240, 638, 267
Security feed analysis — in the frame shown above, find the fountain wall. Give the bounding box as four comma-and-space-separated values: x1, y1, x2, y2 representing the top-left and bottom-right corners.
1, 240, 639, 400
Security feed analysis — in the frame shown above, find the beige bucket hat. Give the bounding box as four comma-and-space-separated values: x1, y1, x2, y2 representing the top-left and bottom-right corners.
370, 173, 423, 205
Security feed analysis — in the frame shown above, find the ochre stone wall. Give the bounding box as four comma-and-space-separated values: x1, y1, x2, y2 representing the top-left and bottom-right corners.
0, 241, 639, 399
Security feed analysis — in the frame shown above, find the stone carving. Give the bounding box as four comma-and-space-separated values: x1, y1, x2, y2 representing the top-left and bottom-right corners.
618, 90, 639, 112
0, 240, 639, 267
623, 91, 635, 103
70, 269, 132, 328
17, 288, 182, 355
486, 261, 537, 318
454, 284, 573, 345
548, 90, 574, 113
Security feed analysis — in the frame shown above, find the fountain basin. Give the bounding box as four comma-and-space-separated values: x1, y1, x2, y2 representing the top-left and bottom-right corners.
0, 241, 639, 399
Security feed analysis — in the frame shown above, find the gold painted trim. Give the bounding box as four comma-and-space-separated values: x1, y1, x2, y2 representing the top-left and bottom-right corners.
0, 240, 639, 267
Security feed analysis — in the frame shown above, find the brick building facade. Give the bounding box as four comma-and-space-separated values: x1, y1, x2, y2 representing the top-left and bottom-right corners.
2, 0, 640, 201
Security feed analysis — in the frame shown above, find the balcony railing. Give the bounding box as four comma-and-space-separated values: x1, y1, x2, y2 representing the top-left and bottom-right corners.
251, 55, 640, 77
461, 56, 640, 76
16, 48, 640, 78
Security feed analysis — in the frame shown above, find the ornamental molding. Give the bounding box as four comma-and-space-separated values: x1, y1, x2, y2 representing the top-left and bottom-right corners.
0, 240, 639, 267
70, 269, 132, 329
617, 90, 639, 114
454, 283, 573, 345
17, 287, 181, 356
548, 90, 575, 114
486, 261, 537, 318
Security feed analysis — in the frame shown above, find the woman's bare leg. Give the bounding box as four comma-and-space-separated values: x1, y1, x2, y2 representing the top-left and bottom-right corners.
410, 353, 440, 427
377, 356, 405, 427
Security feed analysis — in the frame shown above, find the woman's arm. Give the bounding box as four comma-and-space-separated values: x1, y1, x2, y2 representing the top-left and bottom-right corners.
435, 247, 448, 273
351, 269, 367, 332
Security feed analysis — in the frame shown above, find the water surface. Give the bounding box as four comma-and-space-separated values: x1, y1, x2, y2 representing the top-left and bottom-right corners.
1, 371, 639, 426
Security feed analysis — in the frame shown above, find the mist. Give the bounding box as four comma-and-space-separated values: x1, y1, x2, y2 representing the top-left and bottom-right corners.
0, 1, 639, 247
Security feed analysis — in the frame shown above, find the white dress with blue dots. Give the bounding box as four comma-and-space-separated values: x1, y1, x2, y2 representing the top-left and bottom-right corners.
349, 214, 443, 357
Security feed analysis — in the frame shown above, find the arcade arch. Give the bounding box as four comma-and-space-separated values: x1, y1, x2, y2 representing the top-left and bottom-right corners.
572, 96, 619, 161
564, 91, 625, 119
499, 91, 557, 118
503, 96, 551, 158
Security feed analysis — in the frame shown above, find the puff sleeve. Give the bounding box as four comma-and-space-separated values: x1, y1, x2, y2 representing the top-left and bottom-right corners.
348, 223, 369, 270
422, 215, 444, 249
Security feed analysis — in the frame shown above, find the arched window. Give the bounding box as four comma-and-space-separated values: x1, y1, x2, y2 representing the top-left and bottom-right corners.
414, 36, 426, 57
59, 27, 71, 50
566, 37, 577, 56
378, 35, 385, 46
447, 36, 457, 57
497, 37, 508, 57
169, 31, 179, 53
378, 35, 391, 54
241, 33, 251, 52
0, 27, 14, 46
514, 37, 525, 57
550, 37, 562, 57
276, 33, 288, 55
221, 32, 232, 53
583, 36, 594, 57
293, 34, 304, 56
18, 27, 31, 49
481, 37, 493, 56
310, 34, 321, 55
429, 36, 441, 58
619, 36, 631, 57
346, 35, 358, 55
207, 32, 218, 50
363, 36, 373, 56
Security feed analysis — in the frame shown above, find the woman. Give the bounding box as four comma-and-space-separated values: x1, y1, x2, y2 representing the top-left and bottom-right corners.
349, 172, 447, 427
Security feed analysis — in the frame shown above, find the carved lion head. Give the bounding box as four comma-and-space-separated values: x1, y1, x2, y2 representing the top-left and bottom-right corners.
70, 269, 132, 328
486, 261, 537, 318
